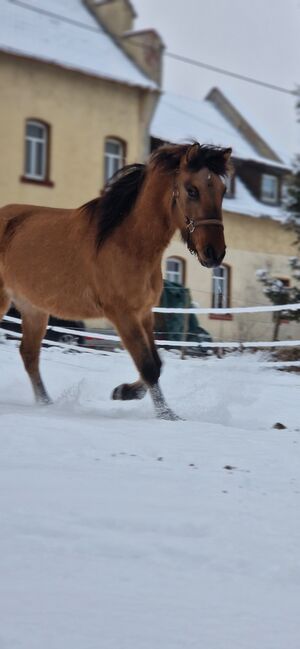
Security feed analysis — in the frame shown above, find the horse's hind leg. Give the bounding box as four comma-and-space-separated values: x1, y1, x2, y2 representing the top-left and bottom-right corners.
17, 303, 51, 404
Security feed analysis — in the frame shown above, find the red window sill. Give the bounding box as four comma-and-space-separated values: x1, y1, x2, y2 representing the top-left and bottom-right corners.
209, 314, 233, 321
20, 175, 54, 188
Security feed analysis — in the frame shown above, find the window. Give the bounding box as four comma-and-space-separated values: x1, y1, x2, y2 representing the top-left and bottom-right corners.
261, 174, 278, 204
104, 138, 124, 183
165, 257, 185, 285
212, 265, 229, 309
24, 120, 48, 181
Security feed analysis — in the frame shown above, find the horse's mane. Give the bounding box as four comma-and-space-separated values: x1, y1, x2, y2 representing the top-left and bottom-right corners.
80, 163, 146, 248
81, 142, 231, 249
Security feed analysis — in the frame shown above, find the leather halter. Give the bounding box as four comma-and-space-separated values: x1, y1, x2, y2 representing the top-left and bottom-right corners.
185, 217, 224, 233
172, 179, 224, 233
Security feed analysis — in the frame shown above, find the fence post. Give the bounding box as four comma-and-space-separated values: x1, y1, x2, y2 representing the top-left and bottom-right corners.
181, 291, 189, 360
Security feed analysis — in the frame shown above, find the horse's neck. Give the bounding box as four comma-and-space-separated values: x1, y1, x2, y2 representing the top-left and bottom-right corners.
128, 171, 175, 260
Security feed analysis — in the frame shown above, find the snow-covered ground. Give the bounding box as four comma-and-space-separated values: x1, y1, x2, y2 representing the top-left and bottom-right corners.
0, 340, 299, 649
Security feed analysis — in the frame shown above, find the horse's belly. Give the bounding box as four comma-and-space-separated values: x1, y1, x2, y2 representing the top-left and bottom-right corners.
4, 250, 103, 319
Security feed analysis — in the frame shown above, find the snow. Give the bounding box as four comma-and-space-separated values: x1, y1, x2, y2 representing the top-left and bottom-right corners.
151, 92, 290, 168
1, 340, 300, 648
0, 0, 156, 89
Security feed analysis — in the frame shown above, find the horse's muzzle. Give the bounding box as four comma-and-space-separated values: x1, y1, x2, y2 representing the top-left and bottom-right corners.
200, 246, 226, 268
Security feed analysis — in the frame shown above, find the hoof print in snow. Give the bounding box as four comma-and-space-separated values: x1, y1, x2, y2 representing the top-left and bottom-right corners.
272, 422, 287, 430
157, 456, 164, 462
189, 463, 197, 468
224, 464, 236, 471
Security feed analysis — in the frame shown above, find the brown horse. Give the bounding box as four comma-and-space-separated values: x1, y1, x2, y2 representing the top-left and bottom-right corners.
0, 142, 231, 419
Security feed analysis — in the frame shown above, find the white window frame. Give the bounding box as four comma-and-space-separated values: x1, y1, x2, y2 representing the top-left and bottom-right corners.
165, 257, 184, 285
104, 138, 124, 183
25, 120, 47, 181
261, 173, 278, 204
212, 265, 229, 309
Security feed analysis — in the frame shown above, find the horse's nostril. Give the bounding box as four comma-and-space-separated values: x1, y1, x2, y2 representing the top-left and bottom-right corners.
204, 245, 215, 261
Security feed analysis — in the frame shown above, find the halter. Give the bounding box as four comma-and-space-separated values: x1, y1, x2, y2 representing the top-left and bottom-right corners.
172, 173, 224, 233
185, 217, 224, 233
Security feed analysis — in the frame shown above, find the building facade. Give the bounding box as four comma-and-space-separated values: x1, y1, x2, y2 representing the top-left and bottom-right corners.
0, 0, 163, 209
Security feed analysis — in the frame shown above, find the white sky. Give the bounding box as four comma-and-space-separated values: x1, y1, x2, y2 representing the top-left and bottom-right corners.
133, 0, 300, 161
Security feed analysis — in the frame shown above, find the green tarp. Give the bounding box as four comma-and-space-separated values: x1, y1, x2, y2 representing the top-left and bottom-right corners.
155, 280, 212, 344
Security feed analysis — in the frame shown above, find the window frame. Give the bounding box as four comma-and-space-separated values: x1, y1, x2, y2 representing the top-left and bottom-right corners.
210, 263, 232, 320
20, 118, 54, 187
165, 256, 186, 285
104, 137, 126, 184
261, 173, 279, 204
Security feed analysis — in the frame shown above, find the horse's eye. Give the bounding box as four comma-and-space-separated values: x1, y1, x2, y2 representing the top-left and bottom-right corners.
187, 186, 199, 200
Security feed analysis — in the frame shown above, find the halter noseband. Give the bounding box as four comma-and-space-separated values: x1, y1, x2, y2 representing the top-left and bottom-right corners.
172, 174, 224, 232
185, 216, 224, 233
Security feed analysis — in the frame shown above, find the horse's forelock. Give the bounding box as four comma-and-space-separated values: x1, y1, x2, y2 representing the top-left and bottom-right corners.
150, 142, 232, 177
186, 144, 232, 176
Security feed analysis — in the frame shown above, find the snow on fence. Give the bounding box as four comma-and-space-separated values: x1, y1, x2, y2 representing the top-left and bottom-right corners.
1, 302, 300, 350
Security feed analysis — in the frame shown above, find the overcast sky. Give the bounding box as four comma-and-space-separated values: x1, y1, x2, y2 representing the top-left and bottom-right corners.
133, 0, 300, 161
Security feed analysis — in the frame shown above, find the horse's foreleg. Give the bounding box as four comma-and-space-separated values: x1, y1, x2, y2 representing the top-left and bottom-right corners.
113, 315, 179, 420
18, 305, 51, 404
111, 311, 160, 402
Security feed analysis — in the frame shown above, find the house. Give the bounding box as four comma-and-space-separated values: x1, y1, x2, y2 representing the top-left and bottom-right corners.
151, 88, 297, 342
0, 0, 163, 209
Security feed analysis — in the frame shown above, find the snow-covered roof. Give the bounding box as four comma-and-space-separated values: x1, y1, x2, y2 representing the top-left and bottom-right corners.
224, 178, 284, 222
0, 0, 156, 90
151, 92, 290, 170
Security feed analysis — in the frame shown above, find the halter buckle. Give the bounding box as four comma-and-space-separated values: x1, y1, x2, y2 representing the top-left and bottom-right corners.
186, 218, 195, 233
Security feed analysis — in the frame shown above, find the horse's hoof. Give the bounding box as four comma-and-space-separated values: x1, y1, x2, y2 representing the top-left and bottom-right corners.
111, 383, 147, 401
36, 395, 53, 406
157, 408, 183, 421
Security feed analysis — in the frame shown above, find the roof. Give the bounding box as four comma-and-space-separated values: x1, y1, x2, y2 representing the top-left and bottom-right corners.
151, 92, 290, 170
0, 0, 157, 90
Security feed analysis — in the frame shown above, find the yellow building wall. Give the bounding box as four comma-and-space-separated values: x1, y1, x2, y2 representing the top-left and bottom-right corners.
163, 211, 300, 343
0, 52, 152, 208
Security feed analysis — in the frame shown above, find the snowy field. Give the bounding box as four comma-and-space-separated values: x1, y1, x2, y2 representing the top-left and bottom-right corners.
0, 340, 300, 649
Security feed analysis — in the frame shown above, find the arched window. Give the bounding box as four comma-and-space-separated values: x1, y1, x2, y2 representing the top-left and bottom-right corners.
104, 138, 125, 183
24, 120, 48, 181
165, 257, 185, 285
212, 264, 230, 308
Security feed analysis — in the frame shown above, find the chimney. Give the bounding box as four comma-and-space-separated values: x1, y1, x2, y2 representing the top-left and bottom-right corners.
86, 0, 135, 36
85, 0, 164, 86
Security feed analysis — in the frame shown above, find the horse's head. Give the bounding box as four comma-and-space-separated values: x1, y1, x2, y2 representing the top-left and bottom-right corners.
172, 143, 232, 268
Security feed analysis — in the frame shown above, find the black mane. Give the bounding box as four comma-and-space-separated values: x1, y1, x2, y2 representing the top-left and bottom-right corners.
150, 142, 232, 176
81, 163, 146, 248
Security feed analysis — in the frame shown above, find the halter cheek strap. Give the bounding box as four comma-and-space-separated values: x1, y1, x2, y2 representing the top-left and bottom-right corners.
172, 185, 224, 232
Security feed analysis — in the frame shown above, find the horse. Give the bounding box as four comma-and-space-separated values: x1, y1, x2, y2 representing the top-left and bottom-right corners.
0, 142, 231, 420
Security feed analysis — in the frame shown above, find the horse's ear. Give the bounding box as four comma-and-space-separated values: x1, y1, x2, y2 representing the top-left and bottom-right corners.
223, 147, 232, 162
185, 142, 201, 166
223, 147, 233, 175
